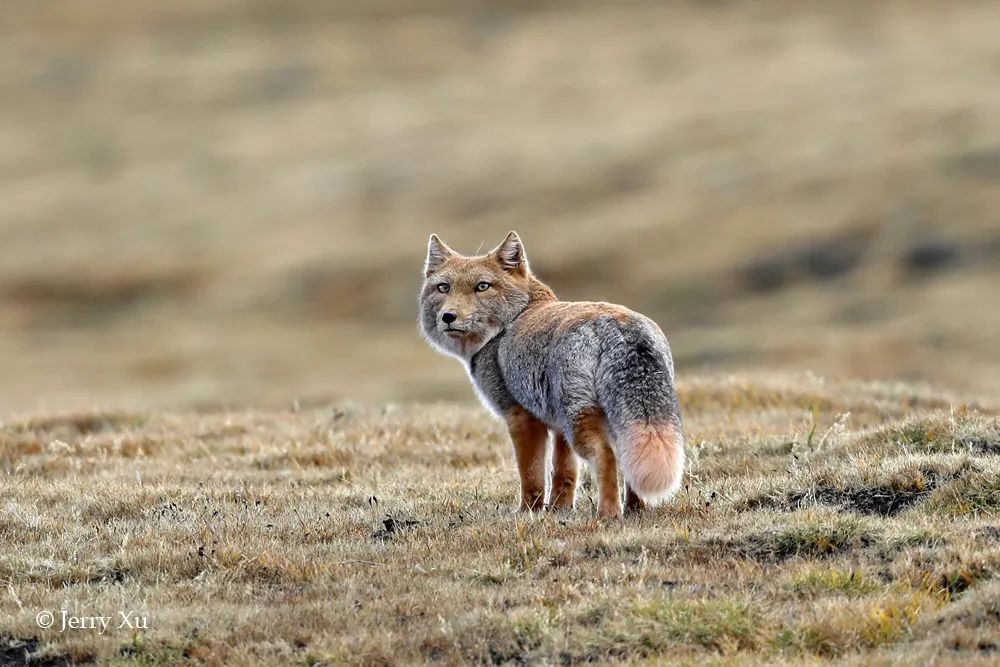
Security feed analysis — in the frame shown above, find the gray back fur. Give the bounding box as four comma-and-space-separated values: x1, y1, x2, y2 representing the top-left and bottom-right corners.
474, 307, 681, 446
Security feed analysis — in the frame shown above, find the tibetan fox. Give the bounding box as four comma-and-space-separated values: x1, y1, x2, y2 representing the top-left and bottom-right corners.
419, 231, 684, 518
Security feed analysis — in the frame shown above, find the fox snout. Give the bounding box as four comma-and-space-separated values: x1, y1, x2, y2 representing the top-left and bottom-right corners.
437, 308, 467, 328
437, 309, 469, 337
434, 301, 468, 327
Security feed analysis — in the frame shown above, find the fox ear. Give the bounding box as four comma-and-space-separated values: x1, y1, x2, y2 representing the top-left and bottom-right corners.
425, 234, 456, 277
491, 231, 527, 275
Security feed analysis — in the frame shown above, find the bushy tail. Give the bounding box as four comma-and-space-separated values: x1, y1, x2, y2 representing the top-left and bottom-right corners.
615, 421, 685, 505
594, 315, 685, 504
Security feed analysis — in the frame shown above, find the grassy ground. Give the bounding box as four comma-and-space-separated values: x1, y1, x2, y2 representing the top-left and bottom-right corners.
2, 375, 998, 665
3, 2, 1000, 664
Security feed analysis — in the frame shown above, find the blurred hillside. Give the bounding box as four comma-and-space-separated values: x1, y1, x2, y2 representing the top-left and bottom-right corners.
1, 0, 998, 414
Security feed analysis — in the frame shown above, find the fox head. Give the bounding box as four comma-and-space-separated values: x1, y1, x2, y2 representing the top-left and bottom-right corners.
419, 231, 536, 360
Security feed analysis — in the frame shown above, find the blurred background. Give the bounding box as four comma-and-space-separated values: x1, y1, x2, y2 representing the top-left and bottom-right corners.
1, 0, 998, 415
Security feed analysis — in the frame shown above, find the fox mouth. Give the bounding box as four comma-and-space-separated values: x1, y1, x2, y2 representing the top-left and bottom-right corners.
443, 327, 467, 338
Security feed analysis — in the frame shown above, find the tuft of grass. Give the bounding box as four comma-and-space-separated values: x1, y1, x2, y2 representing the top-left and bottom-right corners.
845, 414, 1000, 457
923, 581, 1000, 654
750, 453, 983, 517
927, 472, 1000, 518
911, 552, 1000, 602
565, 598, 766, 661
627, 598, 765, 654
776, 593, 933, 657
789, 566, 885, 598
754, 513, 875, 560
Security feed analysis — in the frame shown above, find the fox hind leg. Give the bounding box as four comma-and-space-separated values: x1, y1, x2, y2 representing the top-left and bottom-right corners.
624, 485, 647, 514
548, 431, 579, 510
573, 411, 622, 519
506, 407, 548, 512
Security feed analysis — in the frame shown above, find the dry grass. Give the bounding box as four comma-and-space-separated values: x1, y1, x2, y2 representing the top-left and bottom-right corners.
2, 375, 998, 665
2, 2, 1000, 663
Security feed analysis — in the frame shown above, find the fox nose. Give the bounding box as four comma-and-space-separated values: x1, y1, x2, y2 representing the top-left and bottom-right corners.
441, 312, 457, 325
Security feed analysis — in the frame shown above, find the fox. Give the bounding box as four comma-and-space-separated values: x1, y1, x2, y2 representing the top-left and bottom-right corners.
419, 231, 684, 518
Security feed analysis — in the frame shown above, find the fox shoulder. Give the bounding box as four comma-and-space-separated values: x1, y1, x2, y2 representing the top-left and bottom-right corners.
514, 301, 634, 335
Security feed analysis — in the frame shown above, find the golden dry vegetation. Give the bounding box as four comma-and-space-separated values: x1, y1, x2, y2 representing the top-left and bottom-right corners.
2, 376, 999, 665
3, 1, 1000, 665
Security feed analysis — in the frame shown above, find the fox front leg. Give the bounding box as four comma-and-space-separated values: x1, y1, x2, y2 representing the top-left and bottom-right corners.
505, 407, 548, 512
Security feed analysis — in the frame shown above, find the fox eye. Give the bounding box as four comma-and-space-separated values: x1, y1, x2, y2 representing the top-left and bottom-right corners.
475, 282, 491, 293
436, 283, 450, 293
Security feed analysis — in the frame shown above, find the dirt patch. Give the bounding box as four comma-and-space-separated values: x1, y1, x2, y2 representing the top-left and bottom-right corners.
739, 528, 877, 562
742, 484, 933, 517
746, 464, 982, 517
0, 637, 71, 667
372, 515, 421, 541
957, 437, 1000, 456
788, 484, 936, 517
